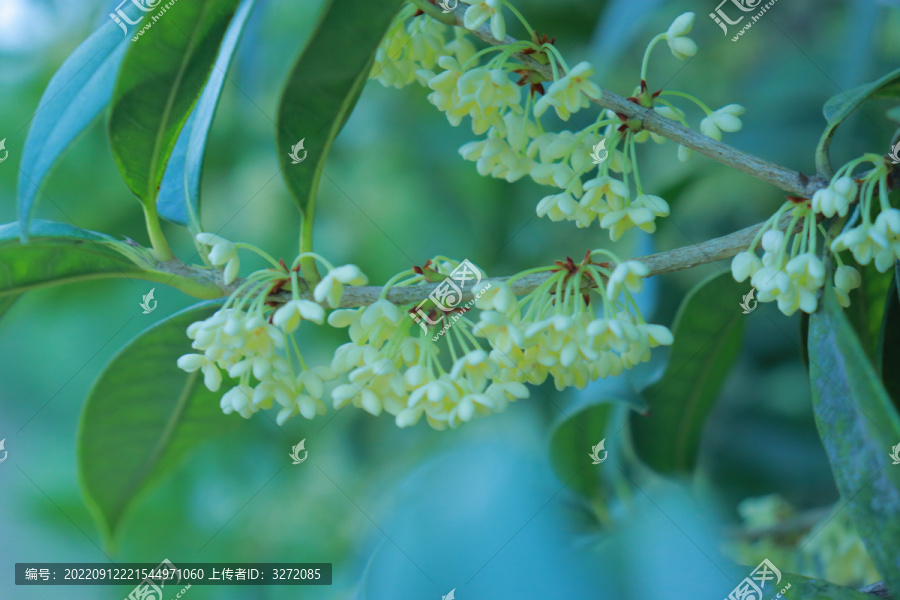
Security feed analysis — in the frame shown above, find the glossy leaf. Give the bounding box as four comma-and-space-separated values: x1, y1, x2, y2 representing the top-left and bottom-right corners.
631, 272, 745, 475
0, 220, 155, 296
78, 301, 236, 540
157, 0, 258, 229
109, 0, 243, 206
276, 0, 405, 216
808, 288, 900, 593
17, 17, 131, 241
815, 68, 900, 177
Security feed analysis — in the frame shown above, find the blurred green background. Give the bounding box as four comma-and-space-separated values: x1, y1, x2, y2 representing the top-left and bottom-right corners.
1, 0, 898, 597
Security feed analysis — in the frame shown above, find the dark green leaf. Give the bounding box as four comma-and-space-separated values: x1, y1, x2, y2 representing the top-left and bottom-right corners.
846, 262, 893, 363
78, 300, 236, 540
549, 395, 644, 501
0, 220, 155, 296
808, 287, 900, 593
109, 0, 243, 206
0, 295, 20, 320
879, 267, 900, 412
157, 0, 258, 229
17, 17, 131, 241
276, 0, 406, 216
815, 68, 900, 177
777, 572, 880, 599
631, 272, 745, 474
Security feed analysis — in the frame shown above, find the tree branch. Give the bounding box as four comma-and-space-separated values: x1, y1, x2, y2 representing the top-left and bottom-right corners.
161, 213, 792, 306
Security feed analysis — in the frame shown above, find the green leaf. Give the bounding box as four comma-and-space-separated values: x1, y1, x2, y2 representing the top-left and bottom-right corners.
157, 0, 259, 230
78, 300, 236, 541
778, 572, 881, 599
808, 287, 900, 593
549, 395, 645, 500
276, 0, 406, 216
17, 17, 131, 241
0, 220, 155, 296
0, 295, 20, 320
845, 262, 893, 363
815, 68, 900, 177
879, 266, 900, 412
109, 0, 243, 206
631, 272, 746, 474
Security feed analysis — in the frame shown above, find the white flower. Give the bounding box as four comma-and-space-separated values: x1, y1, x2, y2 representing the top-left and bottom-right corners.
272, 299, 325, 332
463, 0, 506, 41
731, 251, 762, 282
177, 353, 222, 392
665, 13, 698, 60
474, 281, 517, 313
833, 265, 861, 308
606, 261, 649, 298
831, 224, 890, 268
533, 62, 601, 121
700, 105, 745, 140
314, 264, 368, 308
196, 232, 241, 285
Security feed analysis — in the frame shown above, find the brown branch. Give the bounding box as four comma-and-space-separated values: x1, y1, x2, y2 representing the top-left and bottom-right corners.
161, 213, 794, 306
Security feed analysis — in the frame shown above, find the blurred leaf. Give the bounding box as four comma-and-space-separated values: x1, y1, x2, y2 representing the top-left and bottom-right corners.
815, 68, 900, 177
17, 19, 129, 241
109, 0, 243, 207
879, 267, 900, 411
808, 288, 900, 594
889, 106, 900, 124
276, 0, 405, 216
157, 0, 258, 230
549, 396, 644, 500
0, 295, 20, 320
78, 300, 235, 541
0, 219, 153, 296
588, 0, 663, 77
783, 572, 881, 599
846, 262, 893, 363
631, 272, 745, 475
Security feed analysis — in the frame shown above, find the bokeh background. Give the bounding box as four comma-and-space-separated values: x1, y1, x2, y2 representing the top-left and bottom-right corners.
1, 0, 898, 597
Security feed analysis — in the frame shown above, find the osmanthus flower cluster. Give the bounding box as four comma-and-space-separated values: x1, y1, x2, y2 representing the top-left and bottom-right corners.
368, 5, 747, 241
730, 156, 899, 316
178, 234, 367, 425
177, 236, 673, 430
